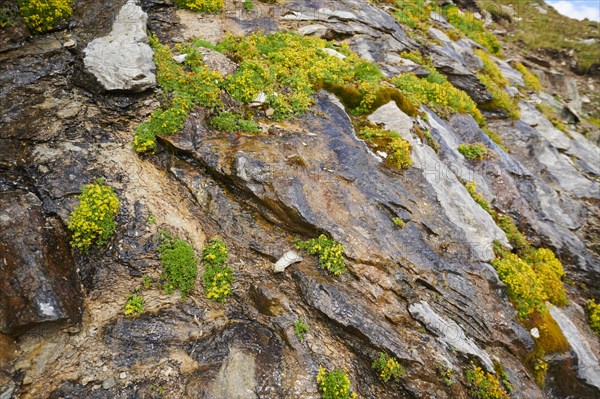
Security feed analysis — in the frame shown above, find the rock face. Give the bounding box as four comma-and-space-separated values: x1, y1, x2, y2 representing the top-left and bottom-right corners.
0, 192, 82, 335
83, 1, 156, 92
1, 0, 600, 398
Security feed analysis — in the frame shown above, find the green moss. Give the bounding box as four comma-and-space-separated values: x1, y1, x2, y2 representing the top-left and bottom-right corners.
465, 365, 511, 399
392, 217, 406, 228
443, 4, 502, 55
295, 234, 346, 276
316, 366, 357, 399
158, 231, 198, 299
294, 319, 309, 342
17, 0, 72, 33
372, 352, 406, 382
458, 142, 487, 160
124, 294, 144, 317
202, 238, 234, 302
243, 0, 254, 11
67, 178, 120, 253
482, 127, 508, 152
210, 111, 260, 133
174, 0, 223, 13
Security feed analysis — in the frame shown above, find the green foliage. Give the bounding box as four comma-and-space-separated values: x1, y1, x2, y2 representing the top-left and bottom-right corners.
158, 231, 198, 299
0, 5, 16, 28
295, 234, 346, 276
243, 0, 254, 11
514, 62, 541, 92
202, 238, 234, 302
392, 0, 432, 32
68, 178, 120, 253
316, 366, 357, 399
323, 82, 418, 116
372, 352, 405, 382
142, 275, 153, 289
17, 0, 72, 33
443, 4, 502, 55
392, 73, 484, 125
357, 125, 413, 169
474, 49, 507, 87
294, 319, 309, 342
587, 299, 600, 335
147, 214, 157, 225
437, 365, 454, 386
478, 73, 520, 119
124, 294, 144, 317
465, 366, 511, 399
218, 32, 386, 119
482, 127, 507, 152
134, 36, 223, 153
174, 0, 223, 13
210, 111, 260, 133
392, 217, 405, 228
458, 142, 487, 160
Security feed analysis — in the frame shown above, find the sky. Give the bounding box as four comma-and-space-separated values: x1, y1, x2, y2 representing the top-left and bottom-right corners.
545, 0, 600, 22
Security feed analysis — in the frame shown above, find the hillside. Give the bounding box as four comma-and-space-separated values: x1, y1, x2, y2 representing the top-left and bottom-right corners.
0, 0, 599, 398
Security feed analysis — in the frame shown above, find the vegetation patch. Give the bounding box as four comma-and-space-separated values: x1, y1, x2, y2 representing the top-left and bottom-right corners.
392, 0, 432, 32
458, 142, 487, 160
316, 366, 357, 399
465, 365, 511, 399
124, 294, 144, 317
209, 111, 260, 133
202, 238, 234, 302
295, 234, 346, 276
158, 231, 199, 299
475, 49, 507, 88
536, 103, 568, 133
294, 318, 309, 342
68, 178, 120, 253
514, 62, 541, 92
134, 38, 223, 152
392, 73, 484, 125
372, 352, 405, 382
443, 4, 502, 55
586, 299, 600, 335
392, 217, 406, 228
478, 73, 520, 119
17, 0, 72, 33
174, 0, 223, 13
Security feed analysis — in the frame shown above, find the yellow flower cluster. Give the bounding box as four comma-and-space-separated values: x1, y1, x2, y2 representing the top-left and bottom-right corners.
124, 294, 144, 317
174, 0, 223, 13
444, 5, 502, 55
392, 73, 484, 125
67, 179, 119, 252
474, 49, 508, 88
17, 0, 72, 33
478, 73, 520, 120
357, 126, 413, 170
465, 366, 510, 399
295, 234, 346, 276
202, 238, 234, 302
587, 299, 600, 335
316, 366, 357, 399
392, 0, 432, 33
371, 352, 405, 382
514, 62, 542, 92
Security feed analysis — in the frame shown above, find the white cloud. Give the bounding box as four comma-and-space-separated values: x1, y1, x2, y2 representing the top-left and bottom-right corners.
546, 1, 600, 22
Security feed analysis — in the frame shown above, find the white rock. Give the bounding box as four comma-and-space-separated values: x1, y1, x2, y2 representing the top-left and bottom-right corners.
119, 372, 127, 379
250, 92, 268, 107
298, 24, 328, 36
63, 39, 76, 48
83, 1, 156, 92
173, 54, 188, 63
274, 251, 303, 273
320, 47, 346, 59
409, 301, 495, 373
376, 150, 388, 158
530, 327, 540, 338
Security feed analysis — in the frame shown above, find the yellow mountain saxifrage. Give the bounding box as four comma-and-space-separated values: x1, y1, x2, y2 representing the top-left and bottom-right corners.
17, 0, 72, 33
68, 178, 120, 253
174, 0, 223, 13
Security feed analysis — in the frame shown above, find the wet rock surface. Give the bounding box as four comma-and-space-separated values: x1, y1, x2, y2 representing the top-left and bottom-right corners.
0, 0, 599, 398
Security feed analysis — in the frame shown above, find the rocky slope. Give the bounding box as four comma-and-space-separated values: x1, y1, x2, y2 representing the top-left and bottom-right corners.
0, 0, 599, 398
